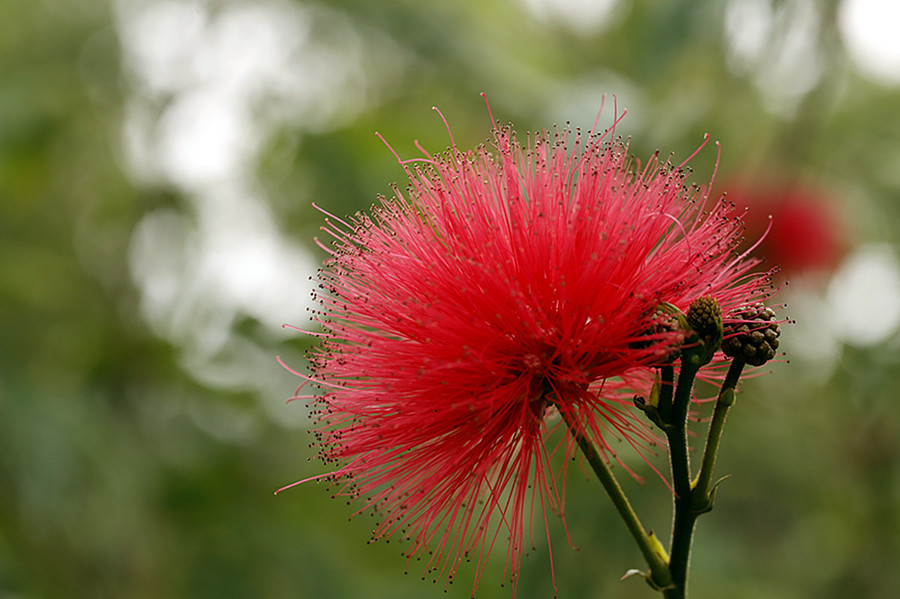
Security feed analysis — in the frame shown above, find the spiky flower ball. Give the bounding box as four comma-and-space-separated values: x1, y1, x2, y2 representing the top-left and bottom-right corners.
289, 101, 776, 597
722, 304, 781, 366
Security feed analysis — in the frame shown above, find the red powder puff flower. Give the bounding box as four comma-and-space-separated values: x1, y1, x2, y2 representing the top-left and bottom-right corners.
284, 100, 773, 596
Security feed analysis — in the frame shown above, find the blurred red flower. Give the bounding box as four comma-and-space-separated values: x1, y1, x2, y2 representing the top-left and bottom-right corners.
726, 180, 846, 278
291, 105, 774, 595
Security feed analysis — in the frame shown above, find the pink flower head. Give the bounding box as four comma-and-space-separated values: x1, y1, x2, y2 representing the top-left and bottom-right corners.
287, 99, 774, 596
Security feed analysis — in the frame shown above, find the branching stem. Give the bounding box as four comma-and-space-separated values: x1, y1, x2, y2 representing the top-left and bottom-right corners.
662, 356, 745, 599
559, 334, 746, 596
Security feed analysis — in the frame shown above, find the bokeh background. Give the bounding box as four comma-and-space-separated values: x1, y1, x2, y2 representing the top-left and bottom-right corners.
2, 0, 900, 597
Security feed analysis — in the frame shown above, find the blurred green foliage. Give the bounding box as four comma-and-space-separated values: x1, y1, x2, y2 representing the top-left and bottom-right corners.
2, 0, 899, 597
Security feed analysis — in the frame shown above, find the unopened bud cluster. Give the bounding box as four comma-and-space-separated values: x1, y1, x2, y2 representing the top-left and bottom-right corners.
722, 304, 780, 366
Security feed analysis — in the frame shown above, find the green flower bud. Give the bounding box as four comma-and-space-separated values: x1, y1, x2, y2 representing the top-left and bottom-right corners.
685, 296, 723, 365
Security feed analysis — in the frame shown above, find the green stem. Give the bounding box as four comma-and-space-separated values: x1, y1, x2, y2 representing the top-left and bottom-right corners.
668, 359, 700, 499
662, 357, 701, 599
558, 408, 672, 591
692, 358, 745, 504
656, 365, 675, 422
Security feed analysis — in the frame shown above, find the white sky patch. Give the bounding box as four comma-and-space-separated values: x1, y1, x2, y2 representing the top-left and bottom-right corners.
116, 0, 404, 192
759, 244, 900, 385
777, 284, 842, 383
827, 244, 900, 347
116, 0, 407, 426
118, 0, 208, 95
127, 196, 319, 349
155, 90, 259, 189
724, 0, 824, 116
839, 0, 900, 86
519, 0, 623, 34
